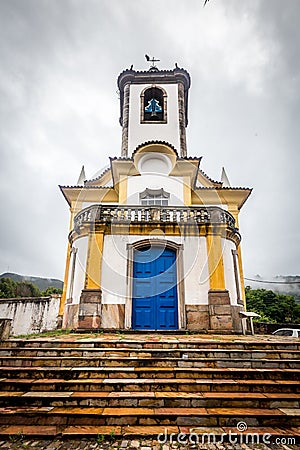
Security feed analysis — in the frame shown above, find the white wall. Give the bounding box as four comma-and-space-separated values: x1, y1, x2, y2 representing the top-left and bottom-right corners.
81, 202, 95, 209
0, 297, 60, 336
183, 236, 210, 305
101, 234, 210, 306
66, 250, 75, 301
72, 236, 88, 304
222, 238, 239, 305
127, 174, 184, 205
101, 234, 128, 304
128, 84, 180, 154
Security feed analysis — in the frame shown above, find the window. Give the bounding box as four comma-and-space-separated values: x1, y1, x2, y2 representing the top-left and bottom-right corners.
140, 188, 170, 206
141, 86, 167, 123
273, 329, 293, 336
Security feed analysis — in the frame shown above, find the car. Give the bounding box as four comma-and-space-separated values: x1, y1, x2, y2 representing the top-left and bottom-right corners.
272, 328, 300, 338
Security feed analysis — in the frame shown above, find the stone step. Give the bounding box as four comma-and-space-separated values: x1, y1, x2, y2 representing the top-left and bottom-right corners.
1, 346, 300, 359
1, 424, 299, 440
0, 333, 299, 439
0, 366, 299, 380
2, 337, 300, 351
0, 390, 299, 409
0, 377, 299, 393
0, 405, 299, 427
0, 356, 299, 369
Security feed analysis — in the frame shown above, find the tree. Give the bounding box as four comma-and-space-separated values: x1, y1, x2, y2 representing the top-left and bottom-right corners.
0, 278, 17, 298
0, 278, 62, 299
42, 286, 63, 296
15, 281, 41, 298
246, 287, 300, 324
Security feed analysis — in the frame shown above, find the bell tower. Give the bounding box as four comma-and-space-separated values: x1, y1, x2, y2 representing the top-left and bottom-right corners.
117, 63, 191, 157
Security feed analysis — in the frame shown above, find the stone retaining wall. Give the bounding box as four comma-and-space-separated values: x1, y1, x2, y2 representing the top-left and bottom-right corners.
0, 296, 60, 336
254, 322, 300, 335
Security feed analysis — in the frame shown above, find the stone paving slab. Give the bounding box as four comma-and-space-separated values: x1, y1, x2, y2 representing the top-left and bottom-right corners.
22, 392, 73, 398
4, 332, 300, 344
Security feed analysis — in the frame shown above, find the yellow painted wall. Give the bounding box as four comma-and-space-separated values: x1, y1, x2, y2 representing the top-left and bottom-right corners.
118, 176, 128, 205
85, 231, 105, 289
206, 231, 226, 290
183, 176, 191, 205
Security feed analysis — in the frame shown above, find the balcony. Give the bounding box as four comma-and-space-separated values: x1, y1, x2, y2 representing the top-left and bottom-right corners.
73, 204, 237, 231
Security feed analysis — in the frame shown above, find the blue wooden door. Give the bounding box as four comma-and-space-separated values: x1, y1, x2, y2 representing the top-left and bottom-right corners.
132, 246, 178, 330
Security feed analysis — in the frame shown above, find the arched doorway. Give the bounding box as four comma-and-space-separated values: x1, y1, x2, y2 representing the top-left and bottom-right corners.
132, 245, 179, 330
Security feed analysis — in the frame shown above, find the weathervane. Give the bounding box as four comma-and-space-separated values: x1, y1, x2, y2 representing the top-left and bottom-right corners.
145, 54, 160, 70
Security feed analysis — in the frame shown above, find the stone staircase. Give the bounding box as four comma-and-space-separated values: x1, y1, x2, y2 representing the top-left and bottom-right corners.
0, 333, 299, 442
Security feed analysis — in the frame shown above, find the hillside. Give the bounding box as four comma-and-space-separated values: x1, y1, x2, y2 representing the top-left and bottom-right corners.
0, 273, 63, 291
245, 275, 300, 304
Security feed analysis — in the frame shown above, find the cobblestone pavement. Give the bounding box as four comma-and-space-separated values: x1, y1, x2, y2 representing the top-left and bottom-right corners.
0, 438, 299, 450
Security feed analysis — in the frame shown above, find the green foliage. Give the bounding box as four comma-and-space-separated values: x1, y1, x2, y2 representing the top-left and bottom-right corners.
42, 286, 63, 296
15, 281, 41, 297
245, 286, 300, 324
0, 277, 17, 298
97, 434, 105, 444
9, 431, 24, 443
0, 272, 63, 291
0, 277, 42, 298
109, 429, 116, 442
15, 329, 71, 339
0, 277, 62, 299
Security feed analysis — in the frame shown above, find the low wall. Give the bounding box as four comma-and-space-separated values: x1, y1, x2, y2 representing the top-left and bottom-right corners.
254, 322, 300, 335
0, 296, 60, 336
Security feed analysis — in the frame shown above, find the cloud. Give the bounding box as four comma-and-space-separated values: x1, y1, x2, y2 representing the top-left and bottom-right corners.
0, 0, 299, 280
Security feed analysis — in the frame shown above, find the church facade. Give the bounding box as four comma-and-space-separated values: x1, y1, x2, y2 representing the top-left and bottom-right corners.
59, 64, 251, 333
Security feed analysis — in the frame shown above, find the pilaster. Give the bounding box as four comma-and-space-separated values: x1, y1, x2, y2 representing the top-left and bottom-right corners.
85, 231, 104, 289
178, 82, 187, 157
121, 83, 130, 157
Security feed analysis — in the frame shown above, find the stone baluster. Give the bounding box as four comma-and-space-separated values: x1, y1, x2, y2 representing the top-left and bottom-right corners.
166, 209, 170, 222
73, 204, 236, 231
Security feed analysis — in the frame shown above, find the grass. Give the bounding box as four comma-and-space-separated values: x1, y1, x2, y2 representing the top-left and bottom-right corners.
14, 328, 71, 339
96, 429, 116, 444
9, 431, 24, 443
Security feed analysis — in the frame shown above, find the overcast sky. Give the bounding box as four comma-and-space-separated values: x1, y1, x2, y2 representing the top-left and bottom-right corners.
0, 0, 299, 281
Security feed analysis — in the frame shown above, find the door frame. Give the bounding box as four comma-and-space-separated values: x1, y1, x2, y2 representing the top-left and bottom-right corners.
125, 238, 186, 330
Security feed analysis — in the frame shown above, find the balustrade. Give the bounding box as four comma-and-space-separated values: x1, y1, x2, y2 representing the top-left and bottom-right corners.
74, 204, 237, 231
